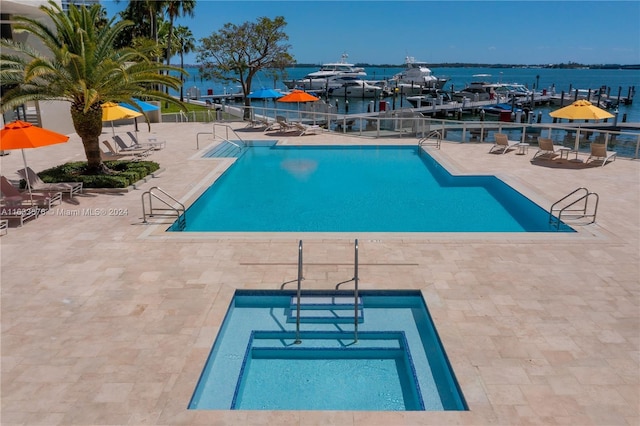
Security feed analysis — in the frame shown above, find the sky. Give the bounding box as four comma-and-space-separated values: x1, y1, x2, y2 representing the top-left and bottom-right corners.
102, 0, 640, 65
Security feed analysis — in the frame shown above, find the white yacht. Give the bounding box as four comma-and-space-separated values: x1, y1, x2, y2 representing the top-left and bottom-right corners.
328, 79, 387, 98
390, 57, 449, 95
283, 54, 367, 91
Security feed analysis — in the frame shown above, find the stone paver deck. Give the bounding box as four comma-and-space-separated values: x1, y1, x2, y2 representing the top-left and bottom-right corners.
1, 122, 638, 425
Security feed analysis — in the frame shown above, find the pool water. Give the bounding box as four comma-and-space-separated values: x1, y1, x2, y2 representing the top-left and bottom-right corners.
188, 290, 467, 411
173, 145, 573, 232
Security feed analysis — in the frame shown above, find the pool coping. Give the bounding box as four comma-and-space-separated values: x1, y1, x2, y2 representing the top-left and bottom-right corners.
138, 143, 615, 243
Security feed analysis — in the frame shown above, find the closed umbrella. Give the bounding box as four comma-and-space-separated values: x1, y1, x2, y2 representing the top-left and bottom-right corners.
0, 120, 69, 202
549, 100, 614, 156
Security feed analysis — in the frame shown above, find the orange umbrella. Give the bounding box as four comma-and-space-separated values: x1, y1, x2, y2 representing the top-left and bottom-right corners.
0, 120, 70, 200
277, 90, 319, 103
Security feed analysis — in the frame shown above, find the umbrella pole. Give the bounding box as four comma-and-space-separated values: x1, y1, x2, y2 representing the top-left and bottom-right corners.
20, 149, 34, 206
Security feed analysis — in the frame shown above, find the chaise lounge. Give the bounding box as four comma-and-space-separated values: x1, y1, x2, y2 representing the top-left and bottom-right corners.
489, 133, 521, 154
532, 137, 566, 160
18, 167, 82, 199
586, 143, 617, 167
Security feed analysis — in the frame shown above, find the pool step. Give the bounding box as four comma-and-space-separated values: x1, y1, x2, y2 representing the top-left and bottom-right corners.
287, 296, 364, 324
207, 141, 243, 158
251, 330, 404, 350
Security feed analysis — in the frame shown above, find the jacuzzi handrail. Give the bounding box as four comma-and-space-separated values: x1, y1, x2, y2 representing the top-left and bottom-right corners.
295, 240, 303, 344
353, 238, 359, 343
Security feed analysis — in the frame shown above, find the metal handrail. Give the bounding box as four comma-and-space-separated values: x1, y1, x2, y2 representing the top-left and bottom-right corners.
213, 123, 246, 148
353, 238, 359, 343
295, 240, 303, 344
418, 130, 442, 152
141, 186, 186, 226
550, 187, 599, 229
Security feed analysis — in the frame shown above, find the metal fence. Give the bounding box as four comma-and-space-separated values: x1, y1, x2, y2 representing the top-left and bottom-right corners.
165, 105, 640, 159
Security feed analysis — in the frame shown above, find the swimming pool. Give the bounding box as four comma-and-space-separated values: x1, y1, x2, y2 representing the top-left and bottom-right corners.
188, 290, 467, 411
172, 144, 573, 232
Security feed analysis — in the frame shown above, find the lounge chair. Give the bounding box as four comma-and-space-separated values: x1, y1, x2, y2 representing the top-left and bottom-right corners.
1, 175, 62, 210
0, 204, 37, 227
102, 140, 152, 160
125, 132, 166, 150
489, 133, 521, 154
532, 137, 565, 160
267, 115, 297, 133
586, 143, 617, 167
111, 136, 155, 155
18, 167, 83, 198
292, 122, 322, 136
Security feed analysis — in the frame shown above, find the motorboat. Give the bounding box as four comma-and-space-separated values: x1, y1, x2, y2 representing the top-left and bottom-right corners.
452, 77, 503, 102
283, 54, 367, 91
495, 83, 533, 99
390, 57, 449, 95
480, 103, 523, 116
328, 79, 387, 98
406, 90, 453, 108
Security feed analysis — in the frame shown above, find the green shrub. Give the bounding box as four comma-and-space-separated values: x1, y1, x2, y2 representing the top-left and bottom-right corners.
26, 160, 160, 189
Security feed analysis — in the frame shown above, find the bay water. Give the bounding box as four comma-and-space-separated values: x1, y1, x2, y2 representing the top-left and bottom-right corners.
177, 65, 639, 122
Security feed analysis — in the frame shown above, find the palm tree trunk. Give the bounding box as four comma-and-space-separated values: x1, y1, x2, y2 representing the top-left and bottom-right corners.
71, 103, 109, 173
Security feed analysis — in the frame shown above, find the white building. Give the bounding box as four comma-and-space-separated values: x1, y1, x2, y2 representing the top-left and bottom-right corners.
1, 0, 76, 133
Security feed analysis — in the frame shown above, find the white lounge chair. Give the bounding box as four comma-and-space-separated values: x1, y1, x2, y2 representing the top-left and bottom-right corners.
17, 167, 81, 198
292, 122, 322, 136
586, 143, 617, 167
126, 132, 166, 150
489, 133, 521, 154
102, 141, 152, 160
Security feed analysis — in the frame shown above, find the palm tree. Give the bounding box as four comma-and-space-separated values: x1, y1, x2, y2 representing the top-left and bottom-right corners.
174, 26, 195, 102
164, 1, 195, 69
0, 1, 185, 173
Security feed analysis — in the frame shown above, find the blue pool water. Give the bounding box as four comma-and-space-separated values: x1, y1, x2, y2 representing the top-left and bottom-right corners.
173, 144, 573, 232
189, 290, 467, 411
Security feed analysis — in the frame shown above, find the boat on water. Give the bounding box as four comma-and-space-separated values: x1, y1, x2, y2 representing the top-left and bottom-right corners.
406, 90, 453, 108
283, 54, 367, 91
481, 102, 523, 116
452, 76, 502, 102
390, 57, 449, 95
328, 79, 389, 98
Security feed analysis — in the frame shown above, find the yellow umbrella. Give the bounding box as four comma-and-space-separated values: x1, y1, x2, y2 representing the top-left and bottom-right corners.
102, 102, 143, 136
548, 100, 614, 158
549, 100, 614, 121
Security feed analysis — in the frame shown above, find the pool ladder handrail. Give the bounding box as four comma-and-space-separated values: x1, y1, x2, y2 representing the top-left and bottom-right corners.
213, 123, 246, 148
549, 187, 599, 230
418, 130, 442, 152
141, 186, 186, 230
196, 124, 247, 150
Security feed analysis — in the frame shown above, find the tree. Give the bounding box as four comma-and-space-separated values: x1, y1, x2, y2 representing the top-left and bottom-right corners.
0, 1, 185, 173
164, 0, 195, 69
174, 26, 196, 102
197, 16, 294, 119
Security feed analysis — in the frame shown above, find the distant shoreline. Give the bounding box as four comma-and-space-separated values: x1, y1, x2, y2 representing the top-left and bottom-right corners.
184, 63, 640, 70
